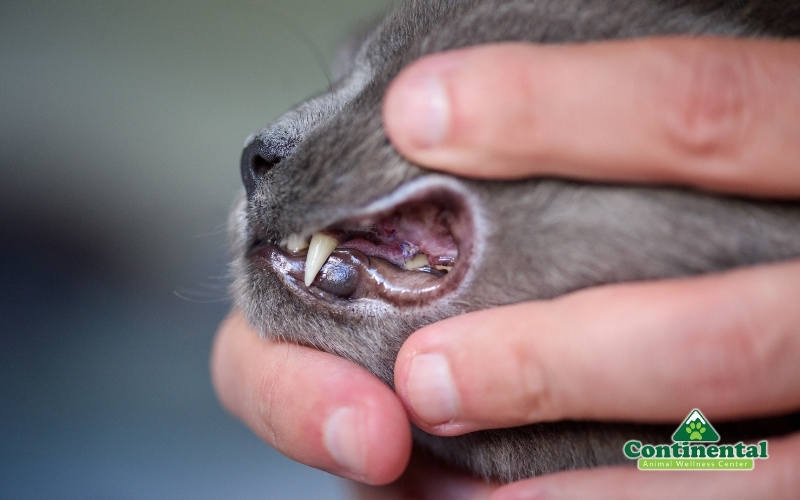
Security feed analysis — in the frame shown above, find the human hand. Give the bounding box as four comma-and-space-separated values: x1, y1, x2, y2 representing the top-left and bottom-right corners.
211, 312, 412, 485
211, 37, 800, 499
382, 38, 800, 499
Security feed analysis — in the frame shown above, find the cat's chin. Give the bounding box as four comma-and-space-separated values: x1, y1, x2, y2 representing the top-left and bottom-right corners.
247, 175, 484, 310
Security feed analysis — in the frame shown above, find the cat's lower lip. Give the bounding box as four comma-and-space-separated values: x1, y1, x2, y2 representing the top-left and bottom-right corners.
251, 243, 462, 306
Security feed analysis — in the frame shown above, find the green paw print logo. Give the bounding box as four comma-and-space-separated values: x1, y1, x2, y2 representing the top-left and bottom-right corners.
671, 409, 720, 443
686, 421, 707, 441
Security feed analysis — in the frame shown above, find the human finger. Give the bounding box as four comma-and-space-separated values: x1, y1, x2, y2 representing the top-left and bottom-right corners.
394, 260, 800, 435
210, 311, 412, 484
348, 450, 498, 500
383, 39, 800, 198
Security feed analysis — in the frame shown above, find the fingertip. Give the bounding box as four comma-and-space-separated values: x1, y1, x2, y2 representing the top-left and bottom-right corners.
210, 311, 412, 485
395, 316, 493, 436
209, 310, 259, 419
272, 349, 413, 484
361, 388, 415, 484
383, 57, 452, 152
323, 401, 412, 484
383, 47, 526, 178
321, 369, 414, 484
395, 322, 447, 431
383, 44, 557, 179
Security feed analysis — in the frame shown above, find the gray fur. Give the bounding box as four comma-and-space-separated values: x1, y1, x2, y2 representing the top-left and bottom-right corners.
231, 0, 800, 482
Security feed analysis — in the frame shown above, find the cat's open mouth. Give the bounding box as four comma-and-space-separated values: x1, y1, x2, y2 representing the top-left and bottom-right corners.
249, 179, 478, 307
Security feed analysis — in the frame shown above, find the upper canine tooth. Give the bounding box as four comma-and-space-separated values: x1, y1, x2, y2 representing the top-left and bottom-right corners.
285, 233, 309, 253
304, 232, 339, 286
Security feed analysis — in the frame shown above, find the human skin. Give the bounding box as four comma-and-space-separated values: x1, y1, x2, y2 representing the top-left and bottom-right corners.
211, 38, 800, 499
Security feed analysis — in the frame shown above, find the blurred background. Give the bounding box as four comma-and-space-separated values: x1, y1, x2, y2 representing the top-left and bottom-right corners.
1, 0, 393, 498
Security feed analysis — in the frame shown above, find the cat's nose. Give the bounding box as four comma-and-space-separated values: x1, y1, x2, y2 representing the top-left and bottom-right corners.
240, 136, 282, 199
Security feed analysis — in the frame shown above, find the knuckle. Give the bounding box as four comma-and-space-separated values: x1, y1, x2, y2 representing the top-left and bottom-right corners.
661, 46, 757, 159
679, 299, 773, 407
509, 336, 554, 422
256, 370, 280, 446
256, 348, 291, 448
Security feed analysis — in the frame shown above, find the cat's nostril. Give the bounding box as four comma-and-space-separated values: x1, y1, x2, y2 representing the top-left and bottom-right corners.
240, 130, 299, 199
252, 154, 278, 177
240, 138, 285, 199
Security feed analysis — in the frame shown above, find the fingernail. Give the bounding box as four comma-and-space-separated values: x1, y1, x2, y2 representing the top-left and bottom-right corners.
389, 70, 450, 149
323, 406, 366, 477
406, 353, 460, 425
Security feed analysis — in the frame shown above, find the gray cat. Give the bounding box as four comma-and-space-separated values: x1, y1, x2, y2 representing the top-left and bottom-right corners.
231, 0, 800, 482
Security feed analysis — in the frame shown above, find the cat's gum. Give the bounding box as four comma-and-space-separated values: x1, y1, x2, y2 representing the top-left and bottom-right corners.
288, 202, 460, 287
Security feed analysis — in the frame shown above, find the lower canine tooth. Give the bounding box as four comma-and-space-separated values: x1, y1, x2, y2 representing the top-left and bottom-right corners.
304, 233, 339, 286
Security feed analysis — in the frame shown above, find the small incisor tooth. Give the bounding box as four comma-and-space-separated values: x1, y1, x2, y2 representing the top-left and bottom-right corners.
404, 253, 429, 270
304, 232, 339, 286
285, 233, 309, 253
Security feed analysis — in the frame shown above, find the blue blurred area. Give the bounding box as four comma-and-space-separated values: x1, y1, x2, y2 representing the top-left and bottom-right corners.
0, 230, 341, 500
0, 0, 391, 497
